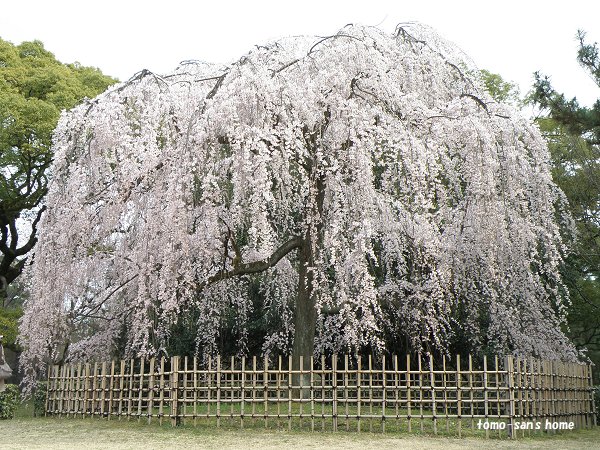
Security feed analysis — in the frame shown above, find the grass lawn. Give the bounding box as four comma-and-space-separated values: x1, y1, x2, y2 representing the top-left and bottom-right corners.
1, 403, 599, 449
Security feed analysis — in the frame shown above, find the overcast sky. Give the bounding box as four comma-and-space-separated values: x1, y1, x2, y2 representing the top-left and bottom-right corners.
1, 0, 598, 106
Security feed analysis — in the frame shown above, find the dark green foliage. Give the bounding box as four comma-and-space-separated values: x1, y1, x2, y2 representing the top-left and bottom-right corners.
163, 275, 291, 359
531, 31, 600, 380
33, 381, 47, 417
0, 307, 21, 351
0, 384, 19, 419
0, 38, 117, 300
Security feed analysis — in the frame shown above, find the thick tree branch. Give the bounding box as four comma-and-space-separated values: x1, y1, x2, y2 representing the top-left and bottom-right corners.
460, 93, 489, 113
8, 217, 18, 251
200, 236, 303, 289
206, 73, 227, 100
0, 220, 8, 255
15, 205, 46, 257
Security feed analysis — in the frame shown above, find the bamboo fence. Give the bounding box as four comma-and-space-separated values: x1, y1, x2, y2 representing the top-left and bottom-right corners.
45, 354, 596, 438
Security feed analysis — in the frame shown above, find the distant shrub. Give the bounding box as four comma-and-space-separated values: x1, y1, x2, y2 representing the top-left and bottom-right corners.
0, 307, 22, 351
33, 381, 47, 417
0, 384, 20, 419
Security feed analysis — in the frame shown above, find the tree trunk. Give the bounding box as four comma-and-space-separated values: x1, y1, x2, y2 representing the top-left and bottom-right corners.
292, 238, 317, 360
291, 239, 316, 396
0, 277, 7, 308
291, 171, 325, 395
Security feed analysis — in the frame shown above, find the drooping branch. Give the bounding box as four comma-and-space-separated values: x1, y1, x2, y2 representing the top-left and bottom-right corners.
218, 218, 242, 266
73, 273, 140, 322
273, 33, 363, 75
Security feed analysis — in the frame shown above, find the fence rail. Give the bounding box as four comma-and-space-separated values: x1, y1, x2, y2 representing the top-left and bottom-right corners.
46, 354, 596, 438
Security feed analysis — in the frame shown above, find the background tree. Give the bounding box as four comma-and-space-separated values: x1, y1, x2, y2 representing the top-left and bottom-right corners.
530, 30, 600, 379
479, 69, 522, 107
19, 25, 577, 387
0, 38, 117, 302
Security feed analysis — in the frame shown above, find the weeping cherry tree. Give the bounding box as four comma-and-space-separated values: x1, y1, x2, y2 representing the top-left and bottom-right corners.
19, 24, 578, 387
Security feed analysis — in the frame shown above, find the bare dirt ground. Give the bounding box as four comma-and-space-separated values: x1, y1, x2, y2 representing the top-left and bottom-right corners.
1, 416, 599, 450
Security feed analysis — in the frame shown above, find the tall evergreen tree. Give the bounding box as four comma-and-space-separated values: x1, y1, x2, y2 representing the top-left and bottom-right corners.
0, 38, 117, 302
531, 30, 600, 373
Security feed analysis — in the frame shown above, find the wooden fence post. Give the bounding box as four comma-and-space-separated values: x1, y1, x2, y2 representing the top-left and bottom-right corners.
159, 357, 165, 425
333, 353, 338, 432
550, 360, 556, 431
216, 355, 221, 428
406, 354, 411, 433
468, 355, 474, 431
127, 359, 134, 420
382, 354, 386, 434
100, 362, 107, 418
418, 354, 424, 433
147, 358, 155, 424
83, 363, 90, 417
505, 355, 515, 439
108, 360, 115, 420
321, 354, 326, 431
368, 354, 373, 433
56, 365, 63, 418
442, 355, 449, 434
311, 355, 315, 432
356, 355, 361, 433
456, 355, 461, 438
136, 358, 144, 421
251, 356, 256, 425
183, 356, 188, 426
483, 355, 489, 439
286, 355, 290, 431
590, 364, 597, 427
428, 354, 437, 435
345, 354, 350, 432
171, 355, 180, 426
44, 365, 52, 416
263, 355, 268, 429
277, 355, 282, 426
118, 360, 125, 420
393, 355, 399, 432
193, 356, 198, 427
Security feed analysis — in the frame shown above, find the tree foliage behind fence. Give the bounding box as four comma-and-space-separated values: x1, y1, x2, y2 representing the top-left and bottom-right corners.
46, 354, 596, 438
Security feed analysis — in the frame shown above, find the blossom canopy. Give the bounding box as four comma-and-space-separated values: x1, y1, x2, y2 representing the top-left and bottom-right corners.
20, 24, 577, 385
